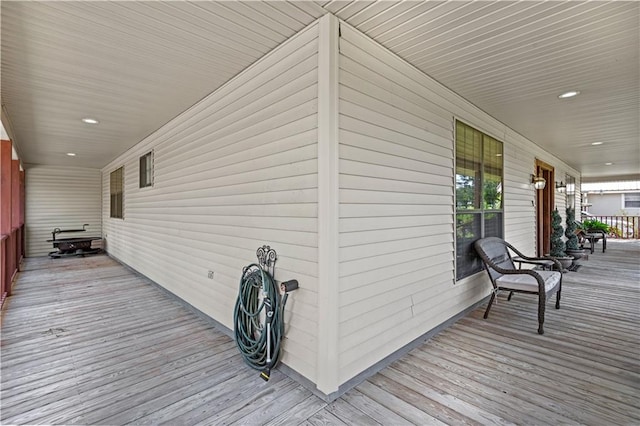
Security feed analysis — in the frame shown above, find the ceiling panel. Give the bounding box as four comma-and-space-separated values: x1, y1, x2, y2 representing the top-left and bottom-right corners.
2, 1, 638, 179
0, 1, 319, 168
332, 1, 639, 178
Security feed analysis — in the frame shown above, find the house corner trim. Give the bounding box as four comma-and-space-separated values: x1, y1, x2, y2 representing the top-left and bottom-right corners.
316, 13, 340, 395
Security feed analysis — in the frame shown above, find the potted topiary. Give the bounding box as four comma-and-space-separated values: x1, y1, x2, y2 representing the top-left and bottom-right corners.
549, 208, 573, 271
565, 206, 585, 268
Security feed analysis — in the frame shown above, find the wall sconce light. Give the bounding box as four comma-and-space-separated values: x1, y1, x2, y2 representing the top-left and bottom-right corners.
531, 174, 546, 190
555, 181, 567, 192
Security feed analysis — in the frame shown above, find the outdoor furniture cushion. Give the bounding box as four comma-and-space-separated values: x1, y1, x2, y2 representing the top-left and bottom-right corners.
496, 270, 561, 293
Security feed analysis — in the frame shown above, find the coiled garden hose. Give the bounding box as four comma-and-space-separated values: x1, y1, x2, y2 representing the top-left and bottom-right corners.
233, 264, 288, 376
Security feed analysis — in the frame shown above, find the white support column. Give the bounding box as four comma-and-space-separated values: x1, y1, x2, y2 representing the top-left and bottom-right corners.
316, 13, 340, 396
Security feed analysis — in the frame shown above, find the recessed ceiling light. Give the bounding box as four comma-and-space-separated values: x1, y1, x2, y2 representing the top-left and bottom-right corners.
81, 117, 99, 124
558, 91, 580, 99
591, 142, 603, 146
66, 152, 76, 157
605, 162, 613, 166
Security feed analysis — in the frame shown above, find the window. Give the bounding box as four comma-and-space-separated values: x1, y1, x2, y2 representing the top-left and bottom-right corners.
624, 193, 640, 208
139, 151, 153, 188
566, 174, 576, 211
110, 167, 124, 219
455, 121, 504, 280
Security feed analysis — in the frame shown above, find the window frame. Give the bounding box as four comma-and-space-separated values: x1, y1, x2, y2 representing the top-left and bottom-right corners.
110, 166, 124, 219
623, 192, 640, 208
139, 151, 153, 189
455, 120, 504, 281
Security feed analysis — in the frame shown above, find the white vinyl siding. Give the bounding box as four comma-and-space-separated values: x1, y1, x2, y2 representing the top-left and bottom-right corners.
336, 22, 580, 385
502, 129, 580, 249
101, 22, 320, 383
97, 17, 584, 394
338, 23, 455, 384
25, 165, 102, 257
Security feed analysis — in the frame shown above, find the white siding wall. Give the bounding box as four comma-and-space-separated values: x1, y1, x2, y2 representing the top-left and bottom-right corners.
25, 165, 102, 257
336, 23, 580, 384
97, 16, 584, 394
503, 129, 580, 253
101, 23, 320, 383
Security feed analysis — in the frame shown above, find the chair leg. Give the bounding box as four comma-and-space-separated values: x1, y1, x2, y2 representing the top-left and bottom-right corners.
507, 291, 514, 301
537, 294, 546, 334
484, 293, 496, 319
555, 288, 561, 309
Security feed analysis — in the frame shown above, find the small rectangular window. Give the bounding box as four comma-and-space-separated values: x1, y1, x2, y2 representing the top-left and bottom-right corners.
139, 151, 153, 188
624, 193, 640, 208
110, 167, 124, 219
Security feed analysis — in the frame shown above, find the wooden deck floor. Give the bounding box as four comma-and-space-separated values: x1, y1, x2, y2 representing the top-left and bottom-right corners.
2, 240, 639, 425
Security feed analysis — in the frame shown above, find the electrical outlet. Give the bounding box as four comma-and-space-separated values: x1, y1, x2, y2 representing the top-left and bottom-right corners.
207, 270, 214, 279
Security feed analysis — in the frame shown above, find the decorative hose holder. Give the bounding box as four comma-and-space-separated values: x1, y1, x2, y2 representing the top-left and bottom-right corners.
233, 245, 298, 381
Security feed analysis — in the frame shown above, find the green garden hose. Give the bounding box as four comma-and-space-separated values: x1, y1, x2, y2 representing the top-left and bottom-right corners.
233, 264, 288, 375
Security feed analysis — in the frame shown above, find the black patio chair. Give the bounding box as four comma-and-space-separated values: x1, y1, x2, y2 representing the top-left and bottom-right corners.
576, 221, 606, 253
474, 237, 563, 335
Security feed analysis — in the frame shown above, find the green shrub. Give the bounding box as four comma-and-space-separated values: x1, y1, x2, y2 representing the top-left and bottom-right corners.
582, 219, 609, 233
609, 226, 622, 238
565, 207, 580, 250
550, 208, 566, 257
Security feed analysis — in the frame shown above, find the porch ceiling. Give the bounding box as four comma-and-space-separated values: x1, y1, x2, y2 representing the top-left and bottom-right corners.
1, 1, 638, 178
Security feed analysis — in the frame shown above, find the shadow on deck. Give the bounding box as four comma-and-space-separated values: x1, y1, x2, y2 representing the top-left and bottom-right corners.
2, 240, 639, 425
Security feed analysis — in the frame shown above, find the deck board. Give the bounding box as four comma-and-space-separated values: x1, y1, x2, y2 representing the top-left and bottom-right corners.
2, 240, 639, 425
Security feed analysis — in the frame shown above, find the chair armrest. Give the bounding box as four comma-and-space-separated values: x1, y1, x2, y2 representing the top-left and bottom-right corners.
512, 257, 556, 270
506, 243, 562, 271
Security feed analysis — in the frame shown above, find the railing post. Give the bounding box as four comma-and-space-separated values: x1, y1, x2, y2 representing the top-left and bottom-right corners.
595, 214, 640, 239
1, 139, 12, 301
0, 236, 6, 305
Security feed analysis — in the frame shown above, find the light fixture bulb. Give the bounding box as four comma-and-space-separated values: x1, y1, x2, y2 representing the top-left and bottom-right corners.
591, 142, 603, 146
531, 175, 546, 190
82, 118, 99, 124
66, 152, 76, 157
558, 91, 580, 99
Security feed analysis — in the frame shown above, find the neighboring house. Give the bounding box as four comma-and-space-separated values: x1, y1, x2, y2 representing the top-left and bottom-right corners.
581, 181, 640, 238
582, 182, 640, 217
22, 16, 580, 398
586, 192, 640, 217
